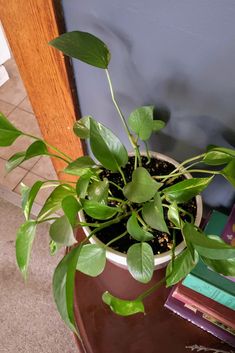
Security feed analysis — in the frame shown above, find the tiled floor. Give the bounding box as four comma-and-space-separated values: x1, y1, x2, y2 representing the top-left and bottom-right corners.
0, 57, 57, 206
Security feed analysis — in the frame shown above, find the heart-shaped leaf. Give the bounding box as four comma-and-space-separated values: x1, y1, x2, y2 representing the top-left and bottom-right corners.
0, 112, 22, 146
21, 180, 44, 220
166, 249, 198, 287
53, 246, 81, 334
163, 177, 213, 203
88, 178, 109, 204
49, 215, 77, 246
38, 184, 76, 221
73, 116, 91, 139
128, 106, 154, 141
49, 31, 111, 69
64, 156, 97, 176
16, 220, 37, 279
6, 152, 26, 172
142, 193, 169, 233
127, 212, 154, 241
83, 200, 121, 220
201, 256, 235, 276
76, 173, 92, 199
90, 118, 128, 171
6, 140, 49, 172
102, 291, 145, 316
152, 120, 165, 132
167, 202, 181, 228
127, 242, 154, 283
203, 150, 232, 166
221, 159, 235, 187
207, 145, 235, 157
123, 167, 162, 203
76, 244, 106, 276
183, 223, 235, 259
62, 195, 81, 227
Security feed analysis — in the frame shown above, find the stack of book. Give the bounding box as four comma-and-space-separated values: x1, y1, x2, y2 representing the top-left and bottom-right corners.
165, 205, 235, 348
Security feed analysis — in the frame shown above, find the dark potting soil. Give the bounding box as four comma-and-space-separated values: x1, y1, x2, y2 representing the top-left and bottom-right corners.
85, 156, 197, 255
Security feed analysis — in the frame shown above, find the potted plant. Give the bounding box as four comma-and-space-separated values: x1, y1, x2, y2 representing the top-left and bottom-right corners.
0, 30, 235, 335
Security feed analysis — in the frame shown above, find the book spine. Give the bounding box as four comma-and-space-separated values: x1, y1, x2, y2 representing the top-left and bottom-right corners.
221, 204, 235, 282
183, 274, 235, 311
173, 288, 235, 329
164, 295, 235, 348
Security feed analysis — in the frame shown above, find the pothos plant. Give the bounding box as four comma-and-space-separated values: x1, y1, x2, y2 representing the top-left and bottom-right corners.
0, 30, 235, 334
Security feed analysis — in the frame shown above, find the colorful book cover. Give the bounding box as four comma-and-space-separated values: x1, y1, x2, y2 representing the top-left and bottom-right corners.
172, 283, 235, 329
182, 209, 235, 310
221, 204, 235, 282
164, 291, 235, 348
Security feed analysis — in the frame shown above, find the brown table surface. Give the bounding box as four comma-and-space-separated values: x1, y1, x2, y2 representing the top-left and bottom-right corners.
74, 231, 234, 353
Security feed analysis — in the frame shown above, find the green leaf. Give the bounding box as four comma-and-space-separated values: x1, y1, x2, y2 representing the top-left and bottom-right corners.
62, 195, 81, 227
152, 120, 166, 132
0, 112, 22, 146
127, 242, 154, 283
90, 118, 128, 172
49, 31, 111, 69
102, 291, 145, 316
49, 240, 62, 256
201, 256, 235, 276
73, 116, 91, 139
203, 150, 232, 166
207, 145, 235, 157
76, 244, 106, 276
142, 193, 169, 233
16, 220, 37, 279
53, 246, 81, 334
166, 249, 198, 287
64, 156, 97, 176
88, 178, 109, 204
6, 140, 49, 172
163, 177, 213, 203
21, 181, 44, 220
221, 159, 235, 187
183, 223, 235, 260
38, 184, 75, 221
83, 200, 121, 220
49, 215, 77, 246
5, 152, 26, 172
167, 202, 181, 228
20, 183, 30, 217
128, 106, 154, 141
127, 212, 154, 241
76, 173, 92, 199
123, 167, 162, 203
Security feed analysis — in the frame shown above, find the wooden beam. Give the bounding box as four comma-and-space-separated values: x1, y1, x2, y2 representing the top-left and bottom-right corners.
0, 0, 84, 178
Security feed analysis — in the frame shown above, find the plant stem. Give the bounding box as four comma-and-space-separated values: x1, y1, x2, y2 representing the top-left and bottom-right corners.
136, 213, 149, 228
117, 165, 127, 185
144, 141, 151, 164
153, 169, 219, 180
109, 180, 124, 192
136, 277, 166, 301
83, 212, 131, 243
105, 230, 128, 247
76, 221, 100, 228
169, 154, 205, 177
23, 133, 73, 162
105, 69, 142, 166
37, 217, 59, 224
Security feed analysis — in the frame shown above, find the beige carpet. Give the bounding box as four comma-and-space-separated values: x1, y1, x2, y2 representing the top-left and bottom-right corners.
0, 197, 78, 353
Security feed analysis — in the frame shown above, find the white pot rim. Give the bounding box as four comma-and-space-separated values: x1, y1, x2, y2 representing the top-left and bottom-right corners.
79, 151, 203, 269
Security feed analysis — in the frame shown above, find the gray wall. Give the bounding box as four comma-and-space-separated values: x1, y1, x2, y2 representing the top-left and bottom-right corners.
62, 0, 235, 210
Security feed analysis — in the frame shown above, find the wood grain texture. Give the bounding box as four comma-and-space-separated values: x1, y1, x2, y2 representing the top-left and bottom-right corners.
0, 0, 84, 179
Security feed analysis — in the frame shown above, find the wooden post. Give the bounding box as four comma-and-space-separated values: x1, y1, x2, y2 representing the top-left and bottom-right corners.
0, 0, 84, 177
